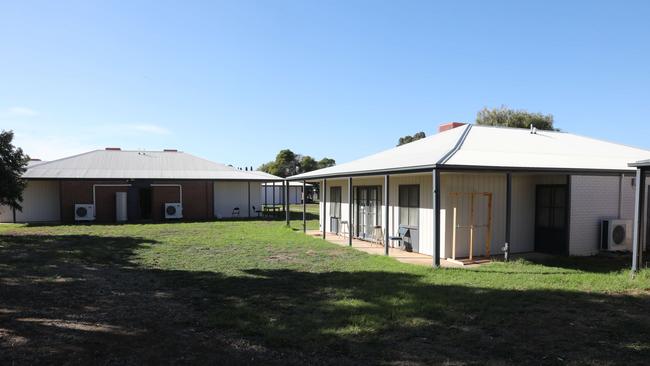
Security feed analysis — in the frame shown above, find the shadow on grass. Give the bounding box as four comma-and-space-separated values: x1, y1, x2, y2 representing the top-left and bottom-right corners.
521, 253, 635, 274
0, 234, 648, 365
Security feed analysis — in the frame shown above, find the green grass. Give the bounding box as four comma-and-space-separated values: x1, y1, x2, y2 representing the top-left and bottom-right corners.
1, 220, 649, 364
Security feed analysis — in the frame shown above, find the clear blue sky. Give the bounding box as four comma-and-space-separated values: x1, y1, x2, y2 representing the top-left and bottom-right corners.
1, 1, 649, 168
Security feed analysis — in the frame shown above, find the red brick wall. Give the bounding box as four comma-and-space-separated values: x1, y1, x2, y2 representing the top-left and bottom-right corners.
438, 122, 466, 132
60, 180, 214, 223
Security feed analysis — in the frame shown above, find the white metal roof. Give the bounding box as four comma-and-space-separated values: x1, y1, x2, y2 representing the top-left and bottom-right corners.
23, 150, 283, 181
289, 125, 469, 179
289, 125, 650, 179
629, 159, 650, 168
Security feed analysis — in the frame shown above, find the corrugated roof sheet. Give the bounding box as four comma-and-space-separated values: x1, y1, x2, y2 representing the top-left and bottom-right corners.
629, 159, 650, 167
289, 125, 469, 179
289, 125, 650, 179
23, 150, 283, 181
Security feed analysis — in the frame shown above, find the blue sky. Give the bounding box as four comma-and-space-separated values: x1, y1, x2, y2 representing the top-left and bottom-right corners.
1, 1, 649, 168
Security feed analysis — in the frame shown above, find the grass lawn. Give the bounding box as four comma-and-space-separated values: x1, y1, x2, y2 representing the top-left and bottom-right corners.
1, 219, 649, 365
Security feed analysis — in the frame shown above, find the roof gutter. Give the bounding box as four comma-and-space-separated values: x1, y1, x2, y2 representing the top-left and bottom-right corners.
287, 165, 638, 181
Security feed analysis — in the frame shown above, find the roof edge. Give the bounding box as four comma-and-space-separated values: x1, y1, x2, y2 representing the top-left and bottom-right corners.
437, 124, 472, 165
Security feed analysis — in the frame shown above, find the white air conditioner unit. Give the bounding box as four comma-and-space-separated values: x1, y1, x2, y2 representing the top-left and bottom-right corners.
74, 204, 95, 221
601, 219, 632, 251
165, 203, 183, 219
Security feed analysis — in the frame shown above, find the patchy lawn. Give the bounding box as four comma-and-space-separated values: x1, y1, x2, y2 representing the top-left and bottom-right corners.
0, 221, 649, 365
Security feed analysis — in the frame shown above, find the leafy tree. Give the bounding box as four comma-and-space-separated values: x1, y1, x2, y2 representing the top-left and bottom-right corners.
397, 131, 426, 146
299, 156, 318, 173
0, 130, 29, 211
476, 106, 556, 131
258, 150, 335, 177
317, 157, 336, 169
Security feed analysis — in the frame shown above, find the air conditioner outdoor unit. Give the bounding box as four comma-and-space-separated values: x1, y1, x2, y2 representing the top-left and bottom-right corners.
601, 219, 632, 251
165, 203, 183, 219
74, 204, 95, 221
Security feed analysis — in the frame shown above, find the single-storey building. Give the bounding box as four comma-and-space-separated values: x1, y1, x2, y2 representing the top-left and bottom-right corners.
288, 123, 650, 266
261, 181, 313, 205
0, 148, 283, 223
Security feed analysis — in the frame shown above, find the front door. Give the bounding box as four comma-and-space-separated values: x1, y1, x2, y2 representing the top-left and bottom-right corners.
535, 185, 568, 254
356, 186, 381, 239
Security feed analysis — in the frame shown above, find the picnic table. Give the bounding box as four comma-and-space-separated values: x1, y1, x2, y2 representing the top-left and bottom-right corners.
263, 205, 282, 216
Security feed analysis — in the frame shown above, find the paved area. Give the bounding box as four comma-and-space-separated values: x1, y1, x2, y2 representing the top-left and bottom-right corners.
306, 230, 464, 268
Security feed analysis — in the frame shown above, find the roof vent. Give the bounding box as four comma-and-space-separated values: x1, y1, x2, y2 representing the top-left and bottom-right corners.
105, 147, 121, 151
163, 149, 178, 152
530, 124, 537, 134
439, 122, 466, 133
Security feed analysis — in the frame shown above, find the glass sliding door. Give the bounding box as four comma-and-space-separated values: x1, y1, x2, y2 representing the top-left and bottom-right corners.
356, 186, 382, 239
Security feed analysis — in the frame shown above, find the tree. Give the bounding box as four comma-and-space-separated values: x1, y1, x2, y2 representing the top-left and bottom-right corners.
0, 130, 29, 211
397, 131, 426, 146
317, 157, 336, 169
476, 106, 556, 131
298, 155, 318, 173
258, 150, 335, 177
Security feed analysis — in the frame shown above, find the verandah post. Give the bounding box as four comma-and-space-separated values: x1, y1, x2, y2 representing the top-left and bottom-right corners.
322, 179, 327, 239
505, 172, 512, 262
432, 169, 441, 268
384, 174, 390, 256
302, 180, 307, 233
348, 177, 353, 246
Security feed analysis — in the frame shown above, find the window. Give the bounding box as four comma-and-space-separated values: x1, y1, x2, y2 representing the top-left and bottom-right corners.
330, 186, 342, 218
399, 185, 419, 227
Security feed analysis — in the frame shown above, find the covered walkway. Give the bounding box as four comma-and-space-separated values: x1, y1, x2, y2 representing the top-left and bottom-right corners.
306, 230, 464, 268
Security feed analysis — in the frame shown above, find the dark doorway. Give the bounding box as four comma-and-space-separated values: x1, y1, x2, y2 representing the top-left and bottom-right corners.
535, 185, 568, 254
398, 185, 420, 252
139, 188, 152, 220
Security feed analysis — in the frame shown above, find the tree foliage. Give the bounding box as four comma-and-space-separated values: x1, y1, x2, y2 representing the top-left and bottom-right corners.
258, 149, 336, 177
317, 158, 336, 169
0, 130, 29, 211
299, 156, 318, 172
397, 131, 426, 146
476, 106, 556, 131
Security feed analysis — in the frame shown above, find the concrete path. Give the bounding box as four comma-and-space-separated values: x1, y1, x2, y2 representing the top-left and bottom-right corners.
305, 230, 464, 268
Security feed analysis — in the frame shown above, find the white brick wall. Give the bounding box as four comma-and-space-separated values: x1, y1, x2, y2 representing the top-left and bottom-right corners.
569, 175, 629, 256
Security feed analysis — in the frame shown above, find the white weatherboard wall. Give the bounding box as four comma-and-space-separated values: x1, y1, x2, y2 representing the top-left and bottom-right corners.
569, 175, 636, 256
440, 173, 506, 259
321, 178, 350, 234
261, 186, 303, 205
389, 174, 434, 256
510, 174, 567, 253
214, 181, 262, 218
0, 181, 61, 223
440, 173, 565, 259
317, 172, 639, 258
